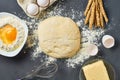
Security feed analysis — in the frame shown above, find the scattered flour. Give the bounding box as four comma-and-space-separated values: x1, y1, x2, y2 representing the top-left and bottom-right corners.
19, 0, 105, 68
66, 24, 105, 68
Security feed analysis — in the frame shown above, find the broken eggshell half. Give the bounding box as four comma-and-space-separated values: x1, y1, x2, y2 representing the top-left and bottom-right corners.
102, 35, 115, 48
85, 44, 99, 56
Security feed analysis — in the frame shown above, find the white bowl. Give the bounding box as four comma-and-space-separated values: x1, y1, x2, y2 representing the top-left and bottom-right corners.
0, 12, 28, 57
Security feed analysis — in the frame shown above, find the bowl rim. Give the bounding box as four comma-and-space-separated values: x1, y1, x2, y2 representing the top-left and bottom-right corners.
0, 12, 28, 57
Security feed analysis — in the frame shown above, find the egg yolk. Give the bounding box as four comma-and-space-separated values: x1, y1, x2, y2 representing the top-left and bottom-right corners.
0, 24, 17, 44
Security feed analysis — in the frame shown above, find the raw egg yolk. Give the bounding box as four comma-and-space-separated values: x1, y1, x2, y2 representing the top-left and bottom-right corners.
0, 24, 17, 44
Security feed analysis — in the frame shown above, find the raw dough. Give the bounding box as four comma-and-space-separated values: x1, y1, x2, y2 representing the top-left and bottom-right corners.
38, 16, 81, 58
17, 0, 57, 18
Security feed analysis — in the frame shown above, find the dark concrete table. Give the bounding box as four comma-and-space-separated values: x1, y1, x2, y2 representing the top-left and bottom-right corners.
0, 0, 120, 80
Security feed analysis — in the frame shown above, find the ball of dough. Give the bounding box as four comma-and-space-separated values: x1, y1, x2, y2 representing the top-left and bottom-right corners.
38, 16, 81, 58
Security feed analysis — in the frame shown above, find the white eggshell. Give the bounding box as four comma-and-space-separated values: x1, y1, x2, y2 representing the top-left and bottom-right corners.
0, 12, 28, 57
86, 44, 98, 56
27, 3, 39, 16
37, 0, 49, 7
102, 35, 115, 48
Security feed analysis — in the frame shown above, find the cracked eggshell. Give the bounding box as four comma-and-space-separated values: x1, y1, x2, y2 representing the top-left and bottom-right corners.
102, 35, 115, 48
86, 44, 98, 56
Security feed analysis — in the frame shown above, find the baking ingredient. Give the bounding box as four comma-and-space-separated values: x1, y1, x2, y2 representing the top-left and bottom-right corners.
66, 27, 104, 68
84, 0, 108, 29
27, 3, 39, 16
85, 44, 98, 56
17, 0, 57, 18
82, 60, 110, 80
102, 35, 115, 48
22, 2, 105, 68
0, 24, 17, 44
37, 0, 50, 7
38, 16, 80, 58
0, 12, 28, 57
